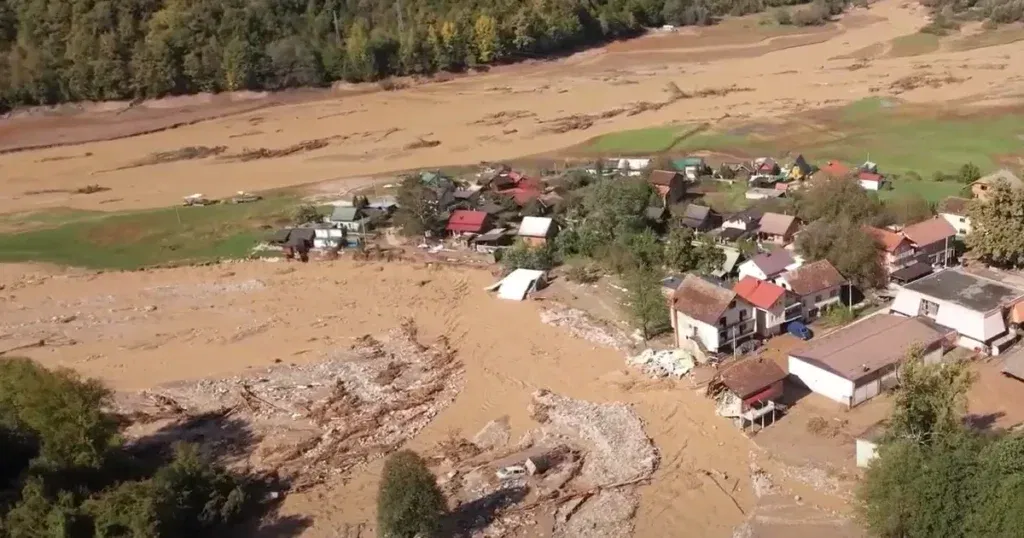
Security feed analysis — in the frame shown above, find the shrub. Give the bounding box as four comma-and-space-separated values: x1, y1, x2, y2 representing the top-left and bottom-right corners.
292, 204, 322, 225
565, 263, 601, 284
774, 8, 793, 24
377, 450, 446, 538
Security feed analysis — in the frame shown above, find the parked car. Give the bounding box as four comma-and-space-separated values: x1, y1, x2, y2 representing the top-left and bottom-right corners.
787, 321, 812, 340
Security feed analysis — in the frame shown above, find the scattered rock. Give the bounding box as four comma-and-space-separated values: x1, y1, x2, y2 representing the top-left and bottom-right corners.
473, 417, 512, 450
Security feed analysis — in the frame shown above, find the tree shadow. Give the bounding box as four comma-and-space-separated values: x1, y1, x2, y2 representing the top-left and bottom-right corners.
443, 484, 529, 537
128, 409, 259, 466
964, 412, 1006, 432
231, 511, 314, 538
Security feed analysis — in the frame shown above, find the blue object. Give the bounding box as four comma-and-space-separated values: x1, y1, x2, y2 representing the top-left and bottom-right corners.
787, 321, 812, 340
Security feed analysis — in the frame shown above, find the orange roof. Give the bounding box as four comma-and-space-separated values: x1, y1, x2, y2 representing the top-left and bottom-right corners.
820, 161, 851, 177
733, 276, 787, 310
864, 226, 908, 253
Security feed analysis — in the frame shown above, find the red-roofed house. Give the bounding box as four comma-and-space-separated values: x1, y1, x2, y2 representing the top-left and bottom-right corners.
816, 161, 851, 179
495, 175, 543, 206
446, 210, 491, 235
857, 171, 886, 191
733, 277, 800, 337
865, 225, 916, 275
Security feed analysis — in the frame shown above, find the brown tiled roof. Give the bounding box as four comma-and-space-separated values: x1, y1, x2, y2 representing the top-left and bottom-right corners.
672, 275, 736, 325
864, 226, 908, 253
783, 260, 846, 296
758, 212, 797, 236
649, 170, 682, 186
902, 216, 957, 247
938, 197, 970, 216
790, 314, 950, 382
720, 358, 788, 399
748, 248, 796, 277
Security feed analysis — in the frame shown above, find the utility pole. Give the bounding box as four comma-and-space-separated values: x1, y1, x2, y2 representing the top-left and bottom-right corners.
396, 0, 404, 34
333, 10, 342, 43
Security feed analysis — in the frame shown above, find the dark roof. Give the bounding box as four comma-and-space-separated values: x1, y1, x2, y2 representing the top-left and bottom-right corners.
748, 249, 796, 277
331, 206, 363, 222
672, 275, 737, 325
720, 358, 788, 399
446, 210, 489, 233
453, 189, 479, 200
758, 213, 797, 237
717, 227, 750, 241
479, 202, 505, 215
938, 197, 970, 216
661, 275, 684, 291
474, 227, 510, 243
890, 261, 933, 283
680, 204, 712, 227
794, 155, 813, 176
783, 260, 846, 296
1003, 349, 1024, 381
289, 228, 315, 242
271, 228, 293, 243
649, 170, 683, 186
902, 269, 1024, 313
790, 314, 950, 382
646, 206, 668, 221
725, 207, 764, 226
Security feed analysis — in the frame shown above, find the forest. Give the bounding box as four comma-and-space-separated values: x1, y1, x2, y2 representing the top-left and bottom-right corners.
0, 0, 821, 110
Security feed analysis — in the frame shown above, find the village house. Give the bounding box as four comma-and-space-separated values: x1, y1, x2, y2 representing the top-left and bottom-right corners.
815, 161, 851, 181
752, 157, 780, 179
938, 197, 971, 237
715, 208, 763, 243
329, 206, 372, 234
776, 259, 848, 320
445, 209, 492, 236
788, 314, 952, 407
713, 357, 788, 430
738, 248, 801, 282
733, 277, 801, 337
709, 245, 742, 279
786, 155, 814, 182
670, 275, 755, 353
610, 157, 651, 177
857, 170, 885, 191
471, 228, 514, 253
673, 157, 710, 181
971, 169, 1023, 202
865, 225, 917, 275
312, 224, 347, 249
890, 268, 1024, 354
516, 216, 556, 246
677, 204, 719, 231
648, 170, 688, 205
757, 213, 800, 245
902, 216, 958, 267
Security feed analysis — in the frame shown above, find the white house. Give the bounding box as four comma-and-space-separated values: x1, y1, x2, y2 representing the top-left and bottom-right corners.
329, 206, 371, 233
671, 275, 754, 353
776, 259, 848, 320
738, 249, 801, 282
890, 269, 1024, 354
611, 157, 651, 176
938, 197, 971, 237
857, 170, 885, 191
733, 277, 800, 336
788, 314, 950, 407
313, 225, 345, 249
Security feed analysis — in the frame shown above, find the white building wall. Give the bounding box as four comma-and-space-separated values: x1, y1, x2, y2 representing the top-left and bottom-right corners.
738, 261, 768, 282
940, 213, 971, 236
788, 356, 855, 405
674, 311, 722, 352
856, 439, 879, 468
859, 180, 880, 191
891, 289, 1000, 343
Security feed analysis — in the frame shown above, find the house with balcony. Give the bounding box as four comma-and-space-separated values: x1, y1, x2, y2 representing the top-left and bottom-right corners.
890, 268, 1024, 355
733, 277, 801, 337
776, 259, 847, 320
758, 213, 800, 245
670, 275, 755, 353
865, 225, 917, 275
938, 197, 971, 237
901, 216, 957, 268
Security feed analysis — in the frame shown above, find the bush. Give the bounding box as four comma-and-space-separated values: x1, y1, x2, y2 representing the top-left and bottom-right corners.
293, 204, 322, 225
501, 241, 557, 272
565, 263, 601, 284
377, 450, 446, 538
792, 3, 829, 25
774, 8, 793, 24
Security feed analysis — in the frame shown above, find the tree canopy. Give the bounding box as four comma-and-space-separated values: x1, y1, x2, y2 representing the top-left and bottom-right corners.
0, 358, 250, 538
0, 0, 837, 110
377, 450, 446, 538
965, 183, 1024, 268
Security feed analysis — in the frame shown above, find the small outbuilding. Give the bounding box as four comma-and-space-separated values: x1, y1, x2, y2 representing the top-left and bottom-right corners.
712, 357, 788, 430
516, 216, 556, 246
487, 269, 548, 301
446, 210, 492, 235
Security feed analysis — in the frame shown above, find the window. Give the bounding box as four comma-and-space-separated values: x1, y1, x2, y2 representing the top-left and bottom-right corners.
739, 310, 748, 320
728, 300, 736, 309
719, 317, 727, 327
830, 289, 839, 298
815, 294, 823, 303
919, 299, 940, 317
959, 217, 966, 223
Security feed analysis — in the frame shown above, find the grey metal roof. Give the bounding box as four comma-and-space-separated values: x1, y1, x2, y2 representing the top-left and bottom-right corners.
903, 269, 1024, 313
330, 206, 362, 222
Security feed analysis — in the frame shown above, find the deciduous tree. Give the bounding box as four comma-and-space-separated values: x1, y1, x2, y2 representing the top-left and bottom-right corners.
623, 267, 670, 341
377, 450, 446, 538
966, 183, 1024, 267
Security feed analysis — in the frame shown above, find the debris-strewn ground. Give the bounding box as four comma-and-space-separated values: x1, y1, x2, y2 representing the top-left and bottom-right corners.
116, 321, 464, 491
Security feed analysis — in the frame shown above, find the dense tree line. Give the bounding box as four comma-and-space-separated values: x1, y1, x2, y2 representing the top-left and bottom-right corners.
0, 358, 256, 537
0, 0, 820, 110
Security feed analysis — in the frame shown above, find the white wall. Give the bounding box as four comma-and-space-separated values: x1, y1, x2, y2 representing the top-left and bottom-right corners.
856, 439, 879, 468
738, 261, 768, 281
859, 180, 880, 191
940, 213, 971, 236
891, 288, 1002, 342
674, 311, 722, 352
788, 356, 855, 406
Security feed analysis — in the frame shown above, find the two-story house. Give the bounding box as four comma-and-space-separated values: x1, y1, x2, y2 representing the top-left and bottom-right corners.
901, 217, 957, 268
715, 208, 762, 244
890, 268, 1024, 355
738, 248, 801, 282
971, 169, 1023, 202
648, 170, 688, 205
677, 204, 720, 231
757, 213, 800, 245
671, 275, 754, 353
733, 277, 800, 337
938, 197, 971, 237
329, 206, 372, 234
865, 225, 917, 274
776, 259, 848, 320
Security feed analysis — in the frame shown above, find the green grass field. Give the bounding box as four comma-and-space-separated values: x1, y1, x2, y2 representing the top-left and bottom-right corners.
583, 97, 1024, 202
0, 195, 300, 270
587, 125, 695, 154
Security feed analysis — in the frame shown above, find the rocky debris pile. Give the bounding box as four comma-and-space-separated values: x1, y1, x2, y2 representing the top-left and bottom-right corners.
117, 320, 464, 491
530, 390, 658, 486
539, 305, 631, 351
628, 348, 696, 378
145, 279, 267, 299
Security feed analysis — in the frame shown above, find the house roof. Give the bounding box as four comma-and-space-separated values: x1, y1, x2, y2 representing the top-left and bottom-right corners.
720, 358, 788, 399
864, 226, 909, 253
672, 275, 737, 325
680, 204, 712, 227
755, 158, 778, 172
446, 210, 489, 233
857, 171, 884, 182
474, 227, 509, 243
901, 269, 1024, 313
649, 170, 683, 186
790, 314, 951, 382
890, 261, 934, 283
517, 216, 554, 238
793, 155, 813, 176
712, 246, 742, 278
819, 161, 851, 177
1003, 348, 1024, 382
938, 197, 971, 216
270, 228, 293, 244
902, 216, 957, 247
733, 276, 787, 310
782, 260, 846, 296
974, 169, 1024, 189
289, 228, 316, 242
717, 227, 750, 241
661, 275, 684, 291
330, 206, 362, 222
758, 213, 797, 236
726, 207, 764, 226
747, 248, 797, 277
646, 206, 668, 221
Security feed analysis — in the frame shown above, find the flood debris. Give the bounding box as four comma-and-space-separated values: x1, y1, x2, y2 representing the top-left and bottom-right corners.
539, 305, 632, 351
628, 348, 696, 378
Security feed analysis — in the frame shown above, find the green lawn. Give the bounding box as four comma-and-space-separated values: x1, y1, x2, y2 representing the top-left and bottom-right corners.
587, 125, 695, 154
0, 195, 299, 270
